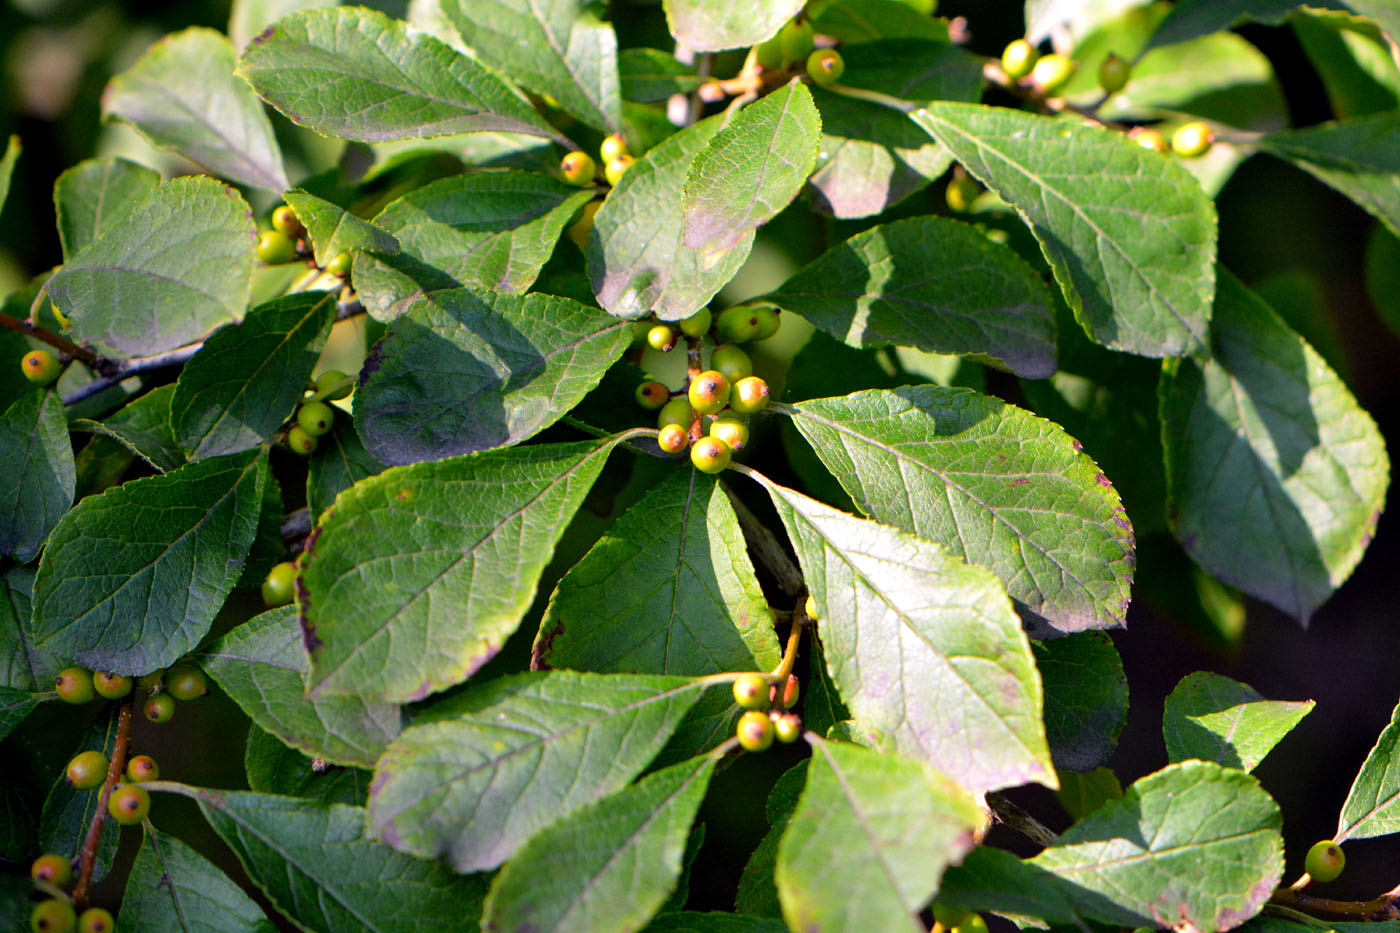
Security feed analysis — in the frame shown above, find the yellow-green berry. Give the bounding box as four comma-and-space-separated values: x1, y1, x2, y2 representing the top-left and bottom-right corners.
143, 693, 176, 724
297, 401, 334, 437
560, 151, 596, 185
679, 307, 712, 338
657, 397, 694, 430
953, 914, 989, 933
715, 306, 761, 343
107, 784, 151, 825
287, 425, 317, 456
779, 19, 815, 66
315, 369, 353, 400
1305, 839, 1345, 883
262, 561, 296, 607
1130, 127, 1167, 152
736, 709, 775, 752
30, 899, 76, 933
568, 201, 601, 250
599, 133, 629, 164
604, 154, 634, 187
657, 423, 689, 454
733, 673, 768, 709
710, 345, 753, 384
136, 671, 163, 693
92, 672, 132, 700
22, 349, 62, 385
635, 381, 670, 410
165, 664, 207, 701
945, 172, 981, 212
55, 668, 95, 704
749, 304, 781, 341
76, 908, 114, 933
688, 370, 731, 414
65, 751, 108, 790
1172, 120, 1214, 157
647, 324, 678, 353
708, 415, 749, 452
804, 595, 818, 619
807, 49, 844, 86
271, 205, 304, 238
1031, 53, 1075, 94
774, 712, 803, 743
30, 854, 73, 887
125, 755, 159, 783
325, 252, 352, 279
729, 376, 770, 414
754, 35, 784, 71
690, 435, 731, 473
1001, 39, 1038, 80
1098, 53, 1130, 93
257, 229, 299, 265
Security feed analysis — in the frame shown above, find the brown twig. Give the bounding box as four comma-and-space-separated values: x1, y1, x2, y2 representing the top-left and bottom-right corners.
985, 791, 1059, 849
72, 698, 134, 909
0, 310, 110, 371
1269, 884, 1400, 921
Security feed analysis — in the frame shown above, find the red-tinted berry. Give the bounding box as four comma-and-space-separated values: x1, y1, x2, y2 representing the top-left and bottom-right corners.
708, 415, 748, 452
30, 899, 76, 933
107, 784, 151, 825
92, 672, 132, 700
76, 908, 114, 933
737, 710, 775, 752
690, 436, 732, 474
55, 668, 95, 704
732, 673, 768, 710
30, 854, 73, 887
729, 376, 770, 414
65, 751, 108, 790
126, 755, 159, 783
560, 151, 596, 185
657, 423, 689, 454
773, 712, 803, 743
778, 673, 800, 708
635, 381, 670, 410
688, 370, 731, 414
143, 693, 175, 724
22, 349, 62, 385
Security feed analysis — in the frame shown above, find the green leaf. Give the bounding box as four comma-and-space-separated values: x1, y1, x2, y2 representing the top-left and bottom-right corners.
590, 114, 755, 321
31, 450, 267, 676
618, 48, 702, 103
152, 784, 490, 933
1146, 0, 1303, 50
911, 102, 1217, 358
775, 738, 985, 932
768, 215, 1056, 378
238, 7, 561, 144
441, 0, 623, 134
71, 385, 185, 473
1056, 767, 1124, 822
1159, 271, 1388, 623
1025, 0, 1153, 44
0, 687, 43, 744
1033, 631, 1128, 773
810, 0, 950, 43
102, 27, 289, 192
482, 755, 716, 931
48, 175, 257, 357
1163, 671, 1313, 772
244, 725, 369, 805
282, 189, 400, 267
1259, 112, 1400, 238
300, 436, 622, 701
229, 0, 338, 52
1030, 760, 1283, 930
369, 671, 706, 871
171, 291, 338, 460
1294, 9, 1400, 119
645, 914, 787, 932
53, 157, 161, 261
936, 845, 1142, 927
354, 289, 631, 464
681, 80, 820, 254
0, 391, 75, 563
750, 471, 1055, 794
1337, 697, 1400, 840
120, 826, 276, 933
307, 416, 384, 520
40, 714, 122, 884
0, 567, 50, 692
356, 171, 592, 320
535, 469, 780, 675
0, 135, 17, 215
808, 40, 983, 218
787, 386, 1136, 632
202, 607, 402, 768
662, 0, 802, 50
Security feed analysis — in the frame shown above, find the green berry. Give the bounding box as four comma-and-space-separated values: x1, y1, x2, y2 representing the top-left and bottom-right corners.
287, 424, 318, 455
715, 306, 761, 343
710, 345, 753, 384
953, 914, 989, 933
1130, 127, 1167, 152
778, 19, 815, 67
804, 595, 818, 620
165, 664, 207, 701
604, 155, 634, 187
736, 710, 775, 752
92, 672, 132, 700
31, 899, 76, 933
297, 401, 334, 437
136, 671, 163, 693
773, 712, 803, 743
647, 324, 678, 353
749, 304, 781, 341
932, 903, 972, 929
688, 370, 731, 414
66, 750, 109, 790
22, 349, 62, 385
1172, 120, 1214, 157
754, 35, 784, 71
271, 205, 304, 238
325, 252, 352, 279
1001, 39, 1038, 80
125, 755, 159, 783
1031, 53, 1075, 94
76, 908, 114, 933
945, 172, 981, 212
1305, 839, 1345, 883
708, 415, 749, 452
1098, 53, 1130, 94
55, 668, 95, 704
263, 561, 296, 607
806, 49, 844, 86
690, 436, 732, 473
316, 369, 353, 400
143, 693, 176, 724
560, 151, 596, 185
107, 784, 151, 825
635, 381, 671, 410
599, 133, 629, 164
657, 423, 690, 454
729, 376, 770, 414
678, 307, 712, 338
567, 200, 601, 249
778, 673, 800, 708
733, 673, 768, 710
31, 854, 73, 887
657, 397, 694, 430
257, 229, 299, 265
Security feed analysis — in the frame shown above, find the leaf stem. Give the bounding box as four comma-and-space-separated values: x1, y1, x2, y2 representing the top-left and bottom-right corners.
770, 616, 805, 681
72, 697, 134, 909
0, 309, 109, 371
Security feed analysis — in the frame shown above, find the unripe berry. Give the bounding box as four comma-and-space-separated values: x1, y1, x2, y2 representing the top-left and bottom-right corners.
30, 899, 76, 933
66, 751, 109, 790
778, 672, 800, 708
1031, 53, 1075, 94
560, 150, 597, 185
708, 415, 749, 452
679, 307, 712, 338
1098, 53, 1130, 94
749, 304, 781, 341
736, 710, 774, 752
932, 903, 972, 929
945, 172, 981, 212
1171, 120, 1214, 158
599, 133, 629, 164
257, 229, 298, 265
688, 371, 731, 414
953, 914, 989, 933
657, 423, 689, 454
773, 712, 802, 743
31, 854, 73, 887
715, 306, 761, 344
604, 155, 634, 187
271, 205, 304, 238
733, 673, 768, 709
125, 755, 159, 783
165, 664, 207, 701
1305, 839, 1345, 883
635, 381, 670, 410
325, 252, 352, 279
754, 35, 784, 71
807, 49, 844, 86
287, 425, 317, 456
76, 908, 114, 933
657, 397, 694, 430
315, 369, 353, 400
92, 672, 132, 700
107, 784, 151, 825
804, 595, 818, 619
647, 324, 678, 353
263, 561, 296, 607
710, 345, 753, 384
55, 668, 95, 704
1130, 127, 1167, 152
297, 401, 334, 437
690, 436, 732, 473
22, 349, 62, 385
729, 376, 770, 414
1001, 39, 1038, 80
136, 671, 163, 693
143, 693, 175, 724
567, 201, 601, 249
778, 19, 815, 66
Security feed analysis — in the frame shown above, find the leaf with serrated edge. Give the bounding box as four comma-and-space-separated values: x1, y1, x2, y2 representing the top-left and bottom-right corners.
912, 102, 1216, 358
369, 670, 706, 871
1259, 112, 1400, 238
282, 189, 399, 267
355, 289, 632, 465
535, 469, 780, 675
244, 725, 368, 805
1164, 672, 1313, 773
202, 607, 402, 768
53, 157, 160, 260
150, 783, 489, 933
0, 567, 47, 691
1030, 760, 1283, 931
787, 386, 1135, 632
102, 27, 288, 192
307, 417, 384, 520
237, 7, 562, 144
483, 755, 716, 931
1337, 698, 1400, 841
172, 291, 338, 460
71, 384, 184, 473
300, 436, 624, 702
1160, 270, 1388, 623
768, 215, 1056, 378
0, 391, 75, 564
48, 175, 257, 357
31, 450, 266, 676
1034, 631, 1128, 773
682, 79, 821, 253
663, 0, 802, 51
775, 738, 984, 933
0, 135, 16, 214
747, 469, 1054, 794
590, 114, 755, 321
120, 826, 275, 933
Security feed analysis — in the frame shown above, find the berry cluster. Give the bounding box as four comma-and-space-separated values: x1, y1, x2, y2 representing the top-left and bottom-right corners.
933, 903, 989, 933
256, 203, 351, 278
753, 18, 846, 89
732, 671, 803, 752
561, 133, 635, 249
283, 369, 353, 457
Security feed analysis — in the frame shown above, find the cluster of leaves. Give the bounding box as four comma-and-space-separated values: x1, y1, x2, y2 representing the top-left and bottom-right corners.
2, 0, 1400, 930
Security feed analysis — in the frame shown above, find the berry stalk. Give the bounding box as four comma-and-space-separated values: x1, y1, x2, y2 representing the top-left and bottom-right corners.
72, 697, 134, 908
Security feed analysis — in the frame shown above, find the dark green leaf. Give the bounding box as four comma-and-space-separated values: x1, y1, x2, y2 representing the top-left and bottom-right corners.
120, 826, 276, 933
235, 470, 285, 591
1056, 767, 1124, 822
1259, 112, 1400, 238
810, 0, 949, 42
0, 390, 75, 563
244, 725, 369, 805
0, 567, 49, 692
306, 416, 384, 519
283, 188, 400, 267
0, 687, 42, 744
1163, 672, 1312, 772
72, 385, 185, 473
663, 0, 803, 50
645, 914, 787, 932
39, 713, 121, 884
1337, 697, 1400, 841
619, 48, 702, 102
1146, 0, 1303, 50
1034, 631, 1128, 773
53, 157, 160, 260
0, 135, 16, 214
